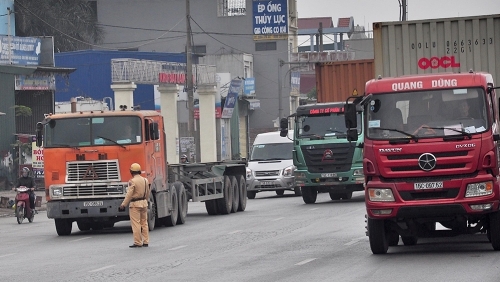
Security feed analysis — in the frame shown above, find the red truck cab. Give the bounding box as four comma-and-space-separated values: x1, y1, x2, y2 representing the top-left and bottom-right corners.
346, 72, 500, 254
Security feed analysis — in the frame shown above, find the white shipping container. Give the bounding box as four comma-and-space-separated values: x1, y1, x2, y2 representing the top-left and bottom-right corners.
373, 14, 500, 85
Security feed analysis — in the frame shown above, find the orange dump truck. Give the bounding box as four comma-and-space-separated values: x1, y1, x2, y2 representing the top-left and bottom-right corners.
36, 110, 246, 236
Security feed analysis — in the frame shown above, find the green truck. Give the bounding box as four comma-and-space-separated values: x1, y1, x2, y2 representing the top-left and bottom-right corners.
280, 102, 364, 204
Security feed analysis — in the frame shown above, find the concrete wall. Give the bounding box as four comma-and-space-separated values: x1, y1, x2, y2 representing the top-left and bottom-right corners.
95, 0, 296, 130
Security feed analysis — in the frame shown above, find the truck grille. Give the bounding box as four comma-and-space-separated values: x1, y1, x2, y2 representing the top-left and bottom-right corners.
66, 160, 120, 182
62, 184, 126, 197
384, 150, 469, 174
301, 143, 355, 173
255, 170, 279, 177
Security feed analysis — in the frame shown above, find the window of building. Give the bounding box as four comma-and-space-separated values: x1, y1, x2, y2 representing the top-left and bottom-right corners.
217, 0, 246, 17
255, 42, 277, 51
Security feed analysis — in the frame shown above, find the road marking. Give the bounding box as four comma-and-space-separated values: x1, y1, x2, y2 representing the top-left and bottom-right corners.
228, 230, 242, 235
89, 265, 115, 273
272, 217, 284, 221
295, 258, 317, 266
168, 245, 187, 251
70, 237, 91, 242
0, 253, 16, 258
309, 208, 319, 211
344, 236, 367, 246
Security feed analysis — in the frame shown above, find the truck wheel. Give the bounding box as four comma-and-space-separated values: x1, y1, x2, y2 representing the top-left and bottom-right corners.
165, 187, 179, 227
147, 192, 156, 231
175, 183, 188, 224
231, 176, 239, 213
55, 219, 73, 236
77, 221, 91, 231
342, 192, 353, 200
205, 200, 218, 215
217, 175, 233, 214
401, 236, 418, 246
294, 187, 302, 196
237, 175, 247, 211
247, 191, 257, 199
329, 192, 341, 201
489, 211, 500, 250
276, 190, 285, 196
387, 230, 399, 246
367, 218, 388, 254
302, 188, 317, 204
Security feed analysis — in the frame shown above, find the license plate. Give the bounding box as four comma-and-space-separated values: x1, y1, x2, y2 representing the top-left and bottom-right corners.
260, 181, 274, 186
83, 201, 104, 207
414, 182, 443, 190
321, 173, 337, 177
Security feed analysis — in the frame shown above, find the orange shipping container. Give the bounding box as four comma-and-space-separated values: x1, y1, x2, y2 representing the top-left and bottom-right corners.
315, 59, 374, 103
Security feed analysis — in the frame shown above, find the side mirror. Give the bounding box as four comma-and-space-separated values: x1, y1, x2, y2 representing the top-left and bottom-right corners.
279, 117, 288, 137
347, 129, 358, 142
150, 122, 160, 140
344, 104, 357, 128
36, 122, 43, 147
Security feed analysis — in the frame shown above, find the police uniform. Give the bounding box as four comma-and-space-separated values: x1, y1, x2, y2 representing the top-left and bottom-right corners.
121, 170, 150, 247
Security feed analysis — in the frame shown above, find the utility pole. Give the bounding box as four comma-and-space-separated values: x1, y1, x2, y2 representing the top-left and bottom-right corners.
401, 0, 408, 21
278, 59, 284, 120
186, 0, 194, 137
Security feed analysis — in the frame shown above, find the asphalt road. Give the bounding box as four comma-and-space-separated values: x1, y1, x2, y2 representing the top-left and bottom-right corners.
1, 191, 500, 282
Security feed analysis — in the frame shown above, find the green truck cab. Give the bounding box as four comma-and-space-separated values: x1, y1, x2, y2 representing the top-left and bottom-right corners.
280, 102, 364, 204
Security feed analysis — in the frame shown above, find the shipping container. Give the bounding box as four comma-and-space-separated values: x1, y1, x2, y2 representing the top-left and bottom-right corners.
54, 50, 186, 111
373, 14, 500, 84
315, 59, 374, 103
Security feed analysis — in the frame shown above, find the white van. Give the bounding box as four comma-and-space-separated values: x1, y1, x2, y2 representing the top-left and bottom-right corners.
246, 131, 299, 199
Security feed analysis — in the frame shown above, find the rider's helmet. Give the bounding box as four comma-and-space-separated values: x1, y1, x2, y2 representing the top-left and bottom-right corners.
22, 167, 30, 177
130, 163, 141, 173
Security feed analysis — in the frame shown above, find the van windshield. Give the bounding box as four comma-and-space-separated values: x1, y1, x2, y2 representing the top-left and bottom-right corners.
250, 143, 293, 161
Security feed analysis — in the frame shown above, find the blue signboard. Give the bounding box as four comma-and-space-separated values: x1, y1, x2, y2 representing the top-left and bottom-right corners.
0, 36, 40, 66
221, 79, 243, 119
244, 78, 255, 96
252, 0, 288, 40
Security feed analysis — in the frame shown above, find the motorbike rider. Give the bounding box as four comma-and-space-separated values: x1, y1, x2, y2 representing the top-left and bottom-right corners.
16, 167, 36, 213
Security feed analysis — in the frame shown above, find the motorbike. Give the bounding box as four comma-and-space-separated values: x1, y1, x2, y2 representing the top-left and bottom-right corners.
15, 186, 34, 224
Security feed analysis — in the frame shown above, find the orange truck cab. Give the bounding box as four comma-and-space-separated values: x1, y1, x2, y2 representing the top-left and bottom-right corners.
345, 72, 500, 254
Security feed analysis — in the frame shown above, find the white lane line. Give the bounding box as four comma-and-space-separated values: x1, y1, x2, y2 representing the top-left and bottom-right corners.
228, 230, 242, 235
70, 237, 92, 242
344, 236, 368, 246
272, 217, 284, 221
295, 258, 317, 266
0, 253, 16, 259
168, 245, 187, 251
89, 265, 115, 273
309, 208, 319, 211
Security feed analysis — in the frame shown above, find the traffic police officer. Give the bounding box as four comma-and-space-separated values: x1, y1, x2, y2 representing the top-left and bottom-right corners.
119, 163, 150, 248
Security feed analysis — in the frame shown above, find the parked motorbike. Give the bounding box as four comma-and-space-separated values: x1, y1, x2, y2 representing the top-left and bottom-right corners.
15, 186, 34, 224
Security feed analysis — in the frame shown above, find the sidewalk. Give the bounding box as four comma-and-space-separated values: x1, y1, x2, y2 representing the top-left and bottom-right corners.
0, 190, 46, 218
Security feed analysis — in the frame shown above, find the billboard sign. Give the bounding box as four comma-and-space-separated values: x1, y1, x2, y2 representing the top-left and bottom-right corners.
290, 71, 300, 96
244, 78, 255, 96
252, 0, 288, 41
221, 79, 243, 119
0, 36, 41, 66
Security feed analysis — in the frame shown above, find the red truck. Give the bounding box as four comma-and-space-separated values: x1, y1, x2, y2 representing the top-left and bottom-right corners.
345, 71, 500, 254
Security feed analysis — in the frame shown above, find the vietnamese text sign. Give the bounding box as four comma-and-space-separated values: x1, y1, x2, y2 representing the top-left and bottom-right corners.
0, 36, 41, 66
252, 0, 288, 41
221, 79, 243, 119
290, 71, 300, 96
32, 136, 44, 169
244, 78, 255, 96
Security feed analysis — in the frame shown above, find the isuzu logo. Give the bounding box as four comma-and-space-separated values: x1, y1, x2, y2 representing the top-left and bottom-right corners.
418, 153, 437, 171
379, 148, 402, 153
456, 143, 475, 149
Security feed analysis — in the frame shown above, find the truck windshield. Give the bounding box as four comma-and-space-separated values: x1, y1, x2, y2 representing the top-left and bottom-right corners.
366, 87, 488, 139
250, 143, 293, 161
297, 112, 362, 140
44, 116, 142, 148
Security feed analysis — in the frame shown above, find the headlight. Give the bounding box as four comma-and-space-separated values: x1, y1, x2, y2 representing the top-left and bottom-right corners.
246, 168, 253, 179
368, 188, 395, 202
52, 187, 63, 197
465, 181, 493, 197
283, 165, 294, 177
353, 169, 363, 176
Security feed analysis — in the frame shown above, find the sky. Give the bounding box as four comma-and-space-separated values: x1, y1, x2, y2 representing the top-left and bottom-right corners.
296, 0, 500, 34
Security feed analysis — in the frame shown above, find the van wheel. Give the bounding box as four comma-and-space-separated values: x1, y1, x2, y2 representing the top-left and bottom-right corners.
276, 190, 285, 196
247, 191, 256, 199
